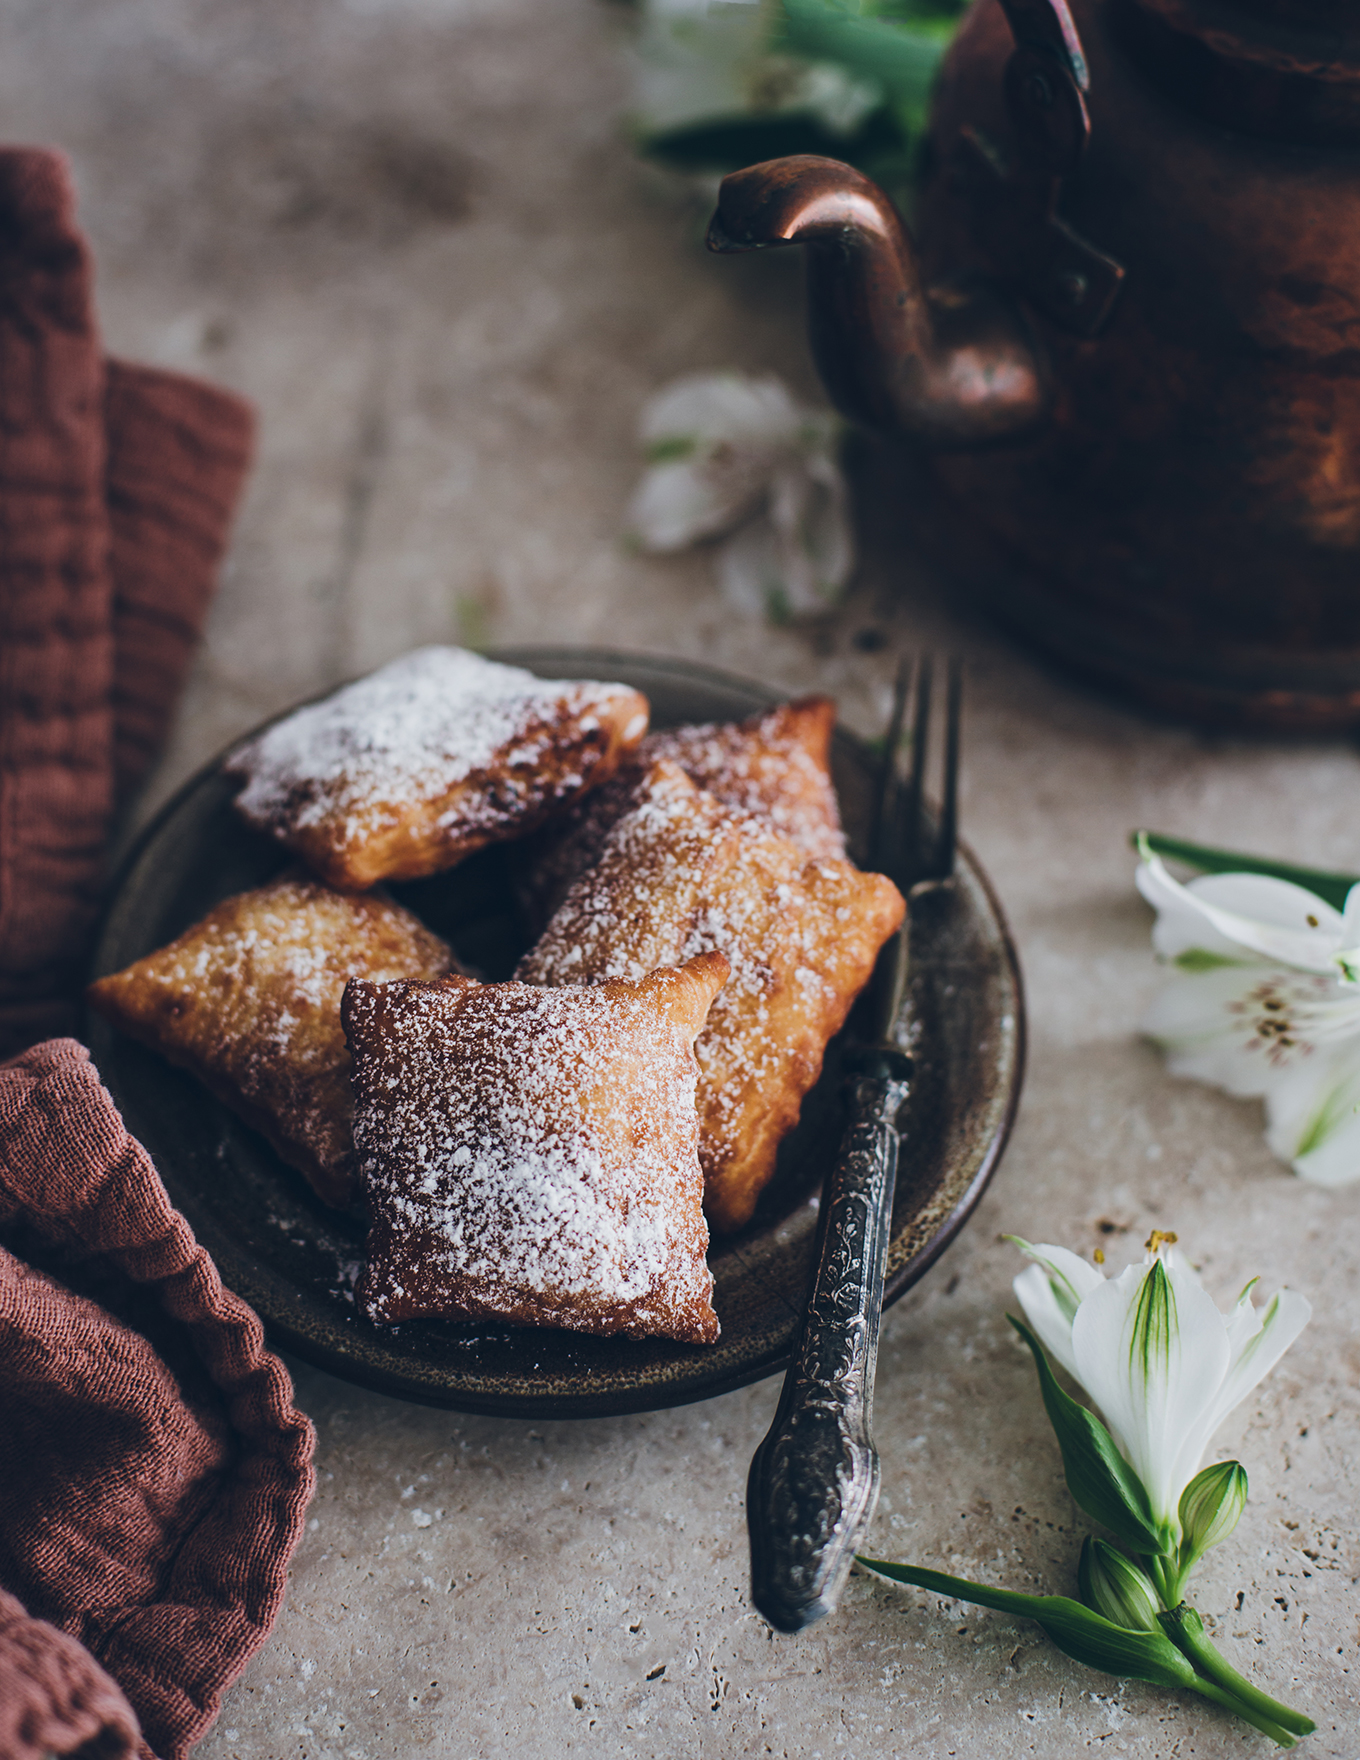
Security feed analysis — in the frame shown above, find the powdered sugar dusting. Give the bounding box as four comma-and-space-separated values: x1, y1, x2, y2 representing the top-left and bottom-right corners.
87, 875, 452, 1206
650, 701, 844, 860
350, 970, 719, 1341
517, 760, 904, 1230
516, 698, 844, 928
227, 645, 644, 864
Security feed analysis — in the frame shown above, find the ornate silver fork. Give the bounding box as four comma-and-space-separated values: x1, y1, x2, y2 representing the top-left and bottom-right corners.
746, 654, 962, 1633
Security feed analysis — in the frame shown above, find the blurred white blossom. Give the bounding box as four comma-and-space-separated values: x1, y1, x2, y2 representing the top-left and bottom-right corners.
626, 371, 853, 619
633, 0, 882, 143
1137, 845, 1360, 1186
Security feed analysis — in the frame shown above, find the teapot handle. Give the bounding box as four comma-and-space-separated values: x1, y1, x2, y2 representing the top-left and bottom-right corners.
704, 0, 1113, 448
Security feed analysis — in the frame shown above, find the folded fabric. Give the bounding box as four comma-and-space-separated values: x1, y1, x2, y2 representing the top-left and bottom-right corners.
0, 1039, 316, 1760
0, 146, 253, 1058
0, 146, 309, 1760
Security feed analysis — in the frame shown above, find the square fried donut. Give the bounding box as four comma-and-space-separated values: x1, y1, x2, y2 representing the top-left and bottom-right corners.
343, 952, 729, 1343
87, 874, 452, 1208
225, 646, 650, 889
517, 695, 845, 929
517, 761, 905, 1233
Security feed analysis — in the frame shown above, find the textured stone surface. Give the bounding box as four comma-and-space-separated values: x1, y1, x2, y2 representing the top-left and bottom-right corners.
7, 0, 1358, 1753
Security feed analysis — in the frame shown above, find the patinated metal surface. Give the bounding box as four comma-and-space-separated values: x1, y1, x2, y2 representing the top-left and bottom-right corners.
746, 1057, 911, 1633
707, 156, 1049, 445
712, 0, 1360, 730
85, 650, 1024, 1419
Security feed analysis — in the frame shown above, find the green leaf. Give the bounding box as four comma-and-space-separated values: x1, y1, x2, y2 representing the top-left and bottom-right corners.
856, 1561, 1203, 1690
638, 109, 905, 177
776, 0, 947, 111
1009, 1317, 1169, 1557
1132, 831, 1358, 914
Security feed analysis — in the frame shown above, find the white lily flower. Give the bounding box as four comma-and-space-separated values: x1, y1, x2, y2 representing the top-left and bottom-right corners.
1137, 849, 1360, 1185
626, 371, 853, 619
633, 0, 882, 143
1014, 1234, 1311, 1534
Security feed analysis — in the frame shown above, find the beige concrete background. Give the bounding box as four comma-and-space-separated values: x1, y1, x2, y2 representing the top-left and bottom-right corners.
7, 0, 1358, 1753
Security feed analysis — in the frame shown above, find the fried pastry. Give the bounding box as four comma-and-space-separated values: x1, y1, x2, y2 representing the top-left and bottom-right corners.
87, 874, 453, 1207
225, 646, 650, 890
518, 696, 845, 928
517, 760, 905, 1233
344, 952, 729, 1342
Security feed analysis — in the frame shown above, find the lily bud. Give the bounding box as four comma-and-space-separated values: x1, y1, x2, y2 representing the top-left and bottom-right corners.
1078, 1537, 1162, 1631
1179, 1461, 1249, 1563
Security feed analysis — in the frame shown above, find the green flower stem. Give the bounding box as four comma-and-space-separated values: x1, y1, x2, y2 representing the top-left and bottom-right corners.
858, 1561, 1300, 1746
1184, 1680, 1302, 1747
1160, 1605, 1316, 1739
1146, 1551, 1188, 1611
1147, 1553, 1171, 1606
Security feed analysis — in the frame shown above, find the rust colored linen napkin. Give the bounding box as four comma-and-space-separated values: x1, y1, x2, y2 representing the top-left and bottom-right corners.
0, 149, 316, 1760
0, 1039, 316, 1760
0, 146, 253, 1056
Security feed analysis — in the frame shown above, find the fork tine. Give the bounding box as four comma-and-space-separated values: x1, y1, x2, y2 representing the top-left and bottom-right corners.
935, 656, 962, 880
903, 654, 932, 886
869, 655, 911, 875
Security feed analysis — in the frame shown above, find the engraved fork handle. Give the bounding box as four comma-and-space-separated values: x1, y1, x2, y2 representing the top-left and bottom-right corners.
746, 1049, 913, 1633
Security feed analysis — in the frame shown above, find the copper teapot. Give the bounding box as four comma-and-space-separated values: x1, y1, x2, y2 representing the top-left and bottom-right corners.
707, 0, 1360, 731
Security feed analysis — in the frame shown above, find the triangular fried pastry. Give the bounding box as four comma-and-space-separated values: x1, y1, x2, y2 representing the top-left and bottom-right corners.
518, 696, 844, 928
517, 761, 905, 1233
225, 645, 650, 889
344, 952, 729, 1342
87, 874, 452, 1207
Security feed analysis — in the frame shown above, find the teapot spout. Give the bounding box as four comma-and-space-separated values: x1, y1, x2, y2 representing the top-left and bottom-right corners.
708, 156, 1048, 449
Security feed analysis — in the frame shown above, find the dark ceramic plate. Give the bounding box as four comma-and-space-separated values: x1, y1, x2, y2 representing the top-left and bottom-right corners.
86, 649, 1024, 1418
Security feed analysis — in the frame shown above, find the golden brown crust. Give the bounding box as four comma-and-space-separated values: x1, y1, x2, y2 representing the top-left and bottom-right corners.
344, 953, 728, 1342
225, 646, 650, 890
87, 874, 453, 1207
517, 761, 905, 1233
516, 696, 845, 930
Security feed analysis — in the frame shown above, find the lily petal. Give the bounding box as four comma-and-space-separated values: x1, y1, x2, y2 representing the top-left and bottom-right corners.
715, 515, 781, 618
1012, 1247, 1104, 1383
1183, 872, 1346, 936
1342, 882, 1360, 948
1070, 1248, 1231, 1527
1141, 967, 1286, 1097
1137, 855, 1347, 974
1145, 958, 1360, 1098
1193, 1287, 1312, 1451
1012, 1266, 1084, 1382
626, 458, 761, 552
1012, 1241, 1106, 1322
1136, 861, 1259, 964
764, 462, 854, 614
639, 371, 803, 452
1222, 1280, 1264, 1362
1264, 1048, 1360, 1186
